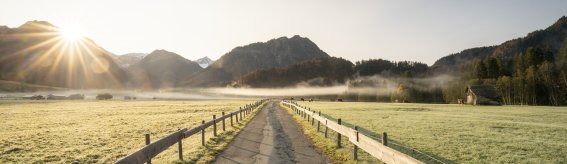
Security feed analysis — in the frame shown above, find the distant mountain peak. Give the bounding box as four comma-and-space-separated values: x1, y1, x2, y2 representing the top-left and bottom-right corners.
196, 56, 214, 68
18, 20, 57, 31
551, 15, 567, 28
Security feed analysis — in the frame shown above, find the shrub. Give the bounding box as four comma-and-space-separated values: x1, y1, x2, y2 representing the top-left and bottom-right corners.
96, 93, 113, 100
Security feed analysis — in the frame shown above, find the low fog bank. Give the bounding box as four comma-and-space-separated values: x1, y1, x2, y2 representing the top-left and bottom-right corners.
345, 75, 454, 96
0, 75, 455, 101
202, 86, 348, 97
0, 90, 248, 100
202, 74, 455, 98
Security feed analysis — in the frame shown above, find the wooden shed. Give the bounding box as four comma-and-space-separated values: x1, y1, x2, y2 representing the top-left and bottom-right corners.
465, 85, 502, 105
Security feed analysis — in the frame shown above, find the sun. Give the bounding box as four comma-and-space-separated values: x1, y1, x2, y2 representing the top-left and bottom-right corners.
59, 25, 84, 42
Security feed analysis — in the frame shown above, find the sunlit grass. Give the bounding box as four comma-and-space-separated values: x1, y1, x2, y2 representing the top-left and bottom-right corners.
293, 101, 567, 163
0, 100, 254, 163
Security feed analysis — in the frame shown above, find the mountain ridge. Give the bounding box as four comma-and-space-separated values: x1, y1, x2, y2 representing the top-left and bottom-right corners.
183, 35, 330, 87
127, 49, 202, 89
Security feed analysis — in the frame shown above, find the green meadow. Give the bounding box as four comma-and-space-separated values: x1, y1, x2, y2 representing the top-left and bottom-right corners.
0, 100, 256, 163
293, 101, 567, 163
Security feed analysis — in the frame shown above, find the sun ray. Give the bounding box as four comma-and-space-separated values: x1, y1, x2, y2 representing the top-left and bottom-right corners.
74, 41, 90, 89
25, 37, 66, 71
77, 40, 122, 87
66, 41, 75, 87
0, 36, 62, 63
46, 39, 70, 85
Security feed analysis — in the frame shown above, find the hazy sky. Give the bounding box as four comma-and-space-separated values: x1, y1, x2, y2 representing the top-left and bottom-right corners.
1, 0, 566, 65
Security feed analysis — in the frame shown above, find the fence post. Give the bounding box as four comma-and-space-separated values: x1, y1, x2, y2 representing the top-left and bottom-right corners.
240, 109, 243, 120
236, 111, 239, 123
222, 112, 226, 131
201, 120, 205, 146
354, 126, 358, 160
213, 115, 217, 137
145, 134, 151, 164
337, 118, 342, 148
178, 129, 183, 160
317, 111, 321, 132
311, 111, 315, 125
325, 120, 328, 138
382, 132, 388, 146
230, 112, 234, 126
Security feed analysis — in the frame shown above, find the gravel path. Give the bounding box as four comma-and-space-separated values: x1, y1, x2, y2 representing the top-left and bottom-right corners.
214, 101, 330, 164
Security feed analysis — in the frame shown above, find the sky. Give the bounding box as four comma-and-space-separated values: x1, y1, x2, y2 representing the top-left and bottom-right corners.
1, 0, 566, 65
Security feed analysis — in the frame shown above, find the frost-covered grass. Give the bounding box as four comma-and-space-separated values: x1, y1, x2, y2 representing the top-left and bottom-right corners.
294, 101, 567, 163
0, 100, 255, 163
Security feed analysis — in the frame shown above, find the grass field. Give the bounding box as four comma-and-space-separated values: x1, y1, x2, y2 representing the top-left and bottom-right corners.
293, 101, 567, 163
0, 100, 256, 163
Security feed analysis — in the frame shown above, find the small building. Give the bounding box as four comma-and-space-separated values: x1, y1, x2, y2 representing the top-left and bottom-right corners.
46, 94, 67, 100
22, 95, 44, 100
67, 94, 85, 100
465, 85, 502, 105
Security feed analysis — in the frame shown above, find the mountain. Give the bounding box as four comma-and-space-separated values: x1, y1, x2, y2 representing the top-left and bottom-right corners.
234, 57, 354, 88
127, 50, 203, 89
195, 56, 214, 68
184, 35, 330, 87
430, 16, 567, 75
0, 21, 127, 89
114, 53, 147, 68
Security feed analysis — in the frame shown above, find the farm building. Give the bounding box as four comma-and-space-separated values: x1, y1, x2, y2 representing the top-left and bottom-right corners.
46, 94, 67, 100
465, 85, 502, 105
68, 94, 85, 100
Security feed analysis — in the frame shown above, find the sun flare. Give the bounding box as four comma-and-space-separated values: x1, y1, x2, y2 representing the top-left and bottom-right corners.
59, 25, 84, 42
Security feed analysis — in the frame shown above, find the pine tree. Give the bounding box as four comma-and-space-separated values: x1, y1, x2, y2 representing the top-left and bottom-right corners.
474, 60, 488, 79
558, 38, 567, 70
486, 58, 500, 78
515, 53, 526, 73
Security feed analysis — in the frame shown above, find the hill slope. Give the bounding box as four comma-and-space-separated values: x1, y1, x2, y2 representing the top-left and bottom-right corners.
430, 16, 567, 74
184, 35, 330, 87
127, 50, 203, 89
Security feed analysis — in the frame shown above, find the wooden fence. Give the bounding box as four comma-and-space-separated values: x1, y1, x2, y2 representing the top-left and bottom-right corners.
282, 100, 424, 164
115, 99, 268, 164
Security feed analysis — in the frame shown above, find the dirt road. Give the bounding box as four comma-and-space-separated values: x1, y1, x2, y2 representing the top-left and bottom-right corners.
214, 101, 330, 164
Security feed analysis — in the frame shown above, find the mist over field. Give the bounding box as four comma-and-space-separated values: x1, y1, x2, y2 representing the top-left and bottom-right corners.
0, 90, 243, 100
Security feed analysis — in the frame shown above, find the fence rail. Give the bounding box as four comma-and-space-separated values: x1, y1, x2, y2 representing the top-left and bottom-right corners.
115, 99, 268, 164
282, 100, 423, 164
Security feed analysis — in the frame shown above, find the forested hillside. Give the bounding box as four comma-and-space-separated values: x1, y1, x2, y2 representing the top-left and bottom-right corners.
436, 17, 567, 105
235, 57, 353, 87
